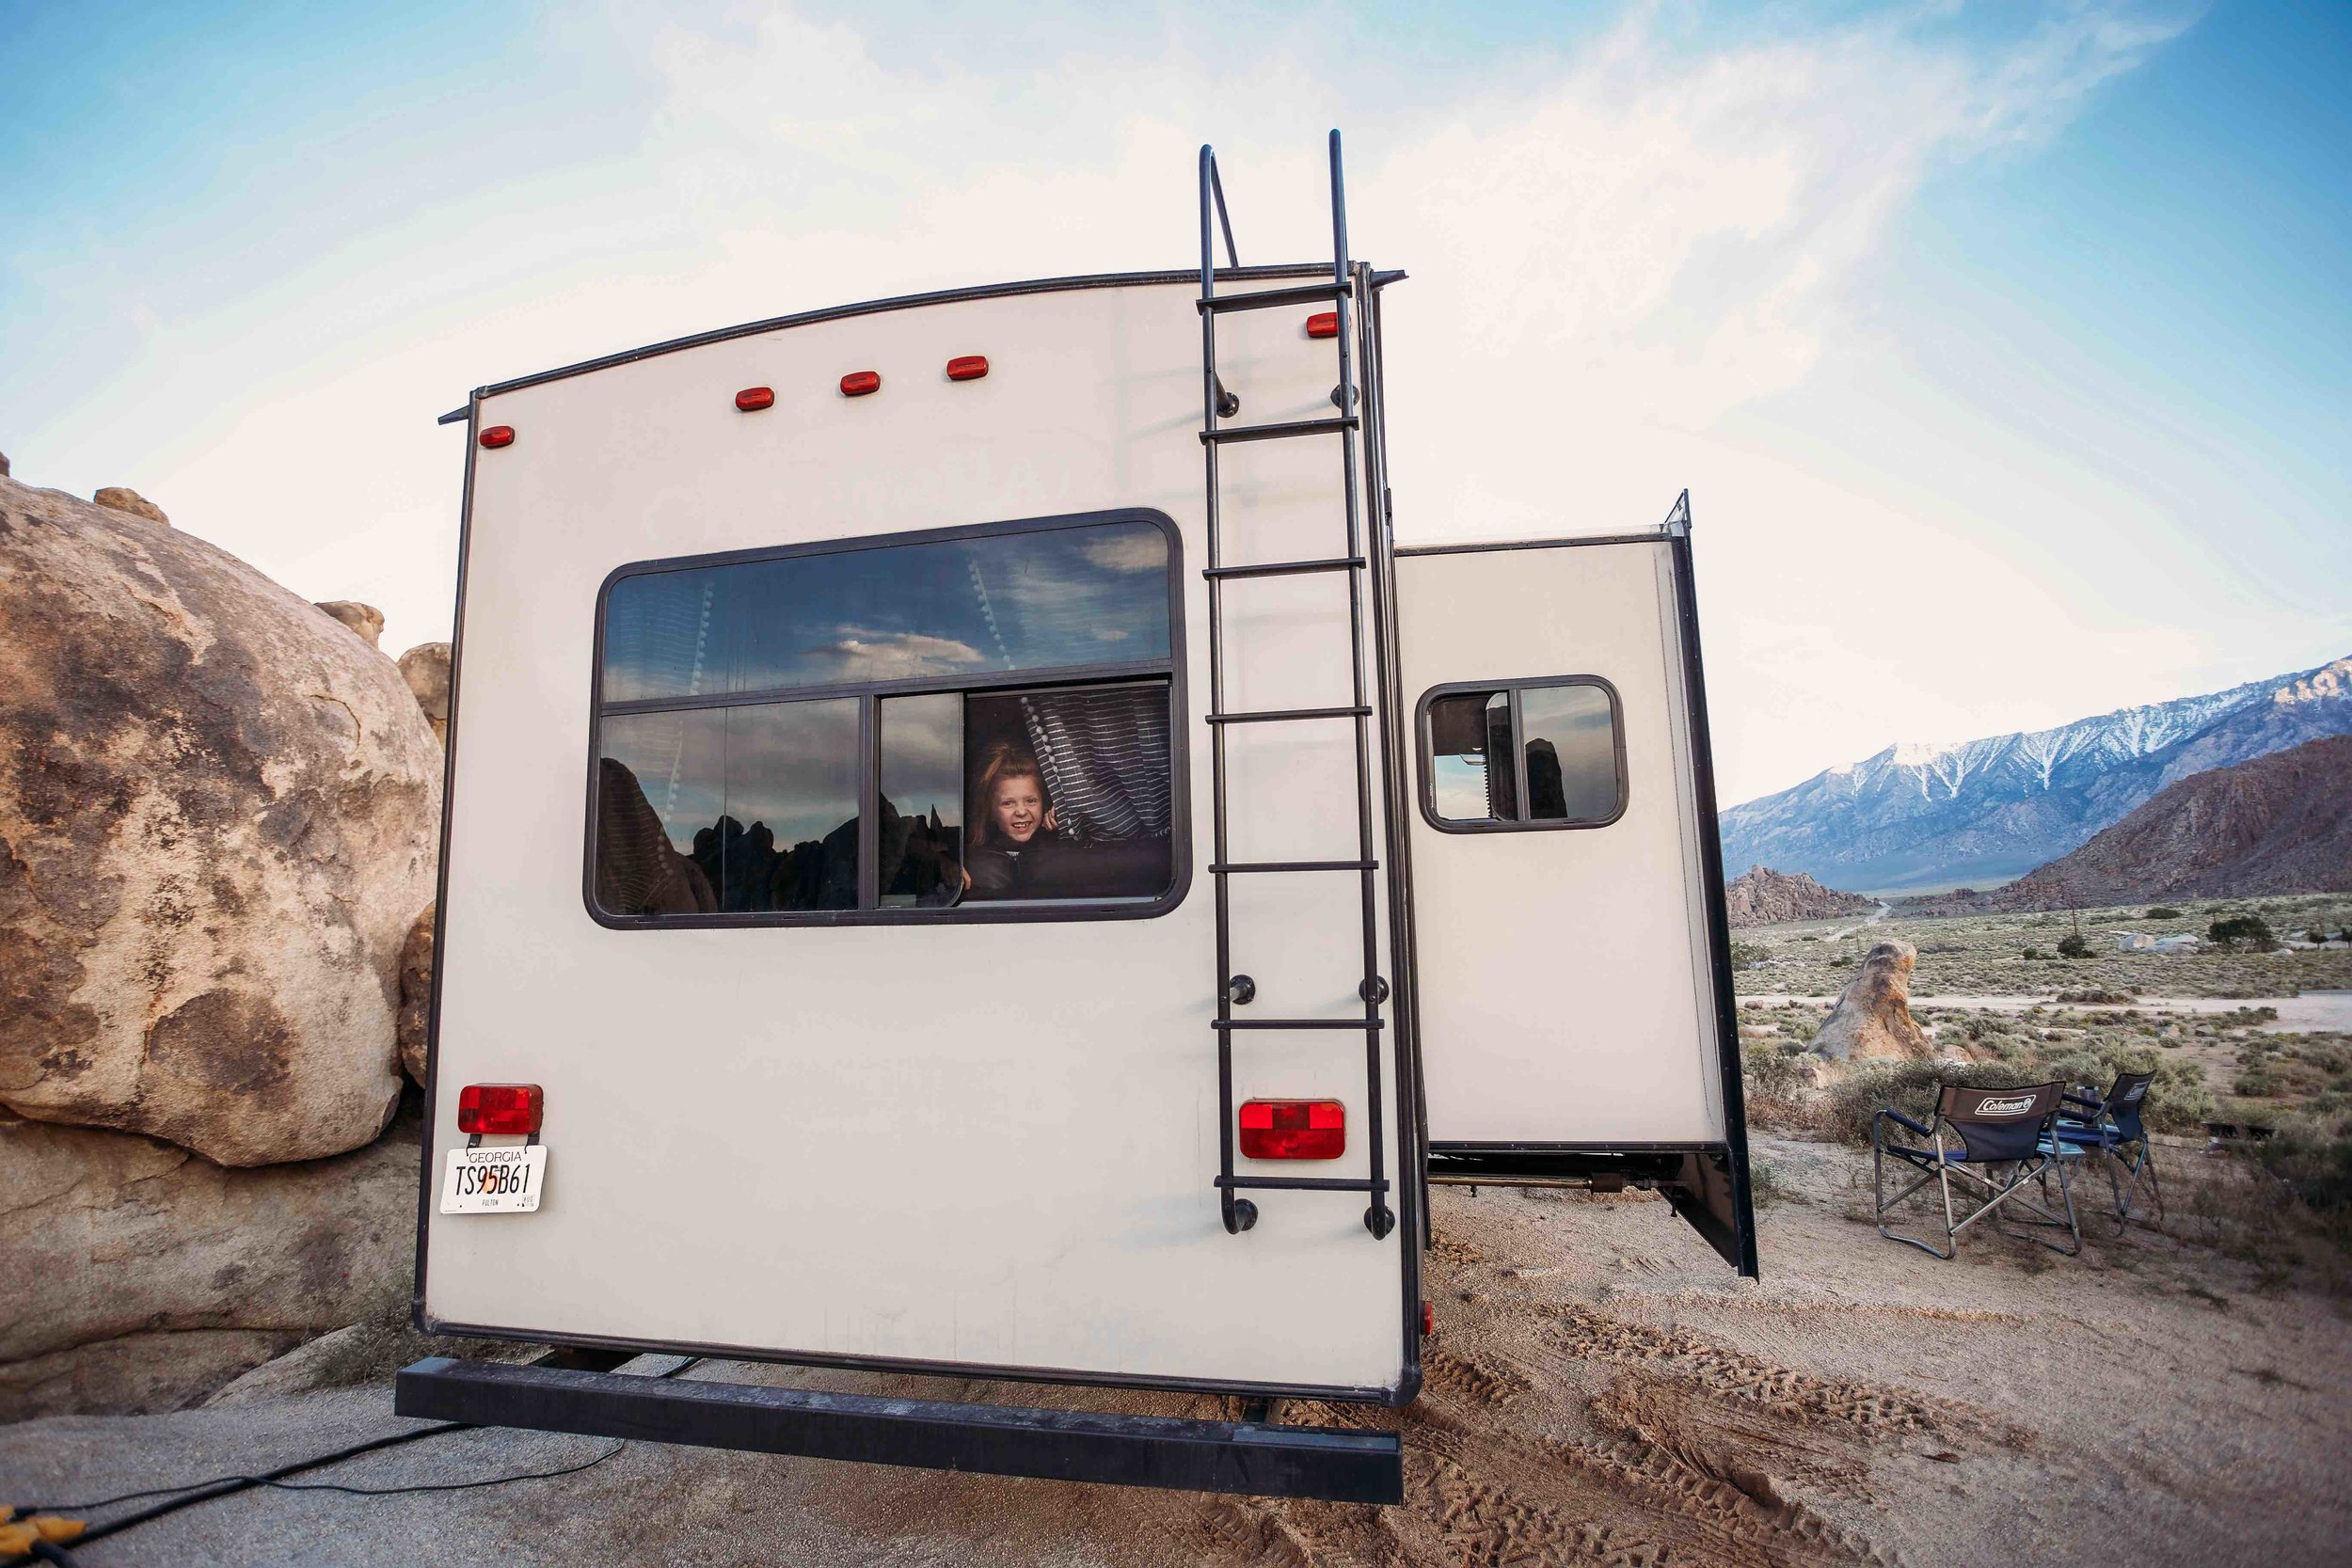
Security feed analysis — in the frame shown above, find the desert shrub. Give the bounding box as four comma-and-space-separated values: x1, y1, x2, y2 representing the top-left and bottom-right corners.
2237, 1066, 2288, 1098
2022, 946, 2048, 961
2145, 907, 2184, 920
2056, 933, 2092, 958
1747, 1158, 1790, 1207
2209, 915, 2278, 951
2251, 1110, 2352, 1216
1820, 1061, 2029, 1146
2055, 988, 2135, 1004
1727, 941, 1768, 968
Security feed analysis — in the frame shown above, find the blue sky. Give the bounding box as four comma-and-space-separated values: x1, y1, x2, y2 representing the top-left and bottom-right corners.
3, 1, 2344, 800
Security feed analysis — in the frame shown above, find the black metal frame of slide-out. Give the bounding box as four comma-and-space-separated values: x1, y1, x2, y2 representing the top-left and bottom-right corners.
395, 1356, 1405, 1504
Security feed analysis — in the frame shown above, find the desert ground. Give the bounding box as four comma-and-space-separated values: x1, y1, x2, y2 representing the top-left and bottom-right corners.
8, 899, 2348, 1565
8, 1144, 2347, 1566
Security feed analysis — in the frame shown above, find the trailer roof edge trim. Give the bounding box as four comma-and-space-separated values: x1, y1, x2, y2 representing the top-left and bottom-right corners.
467, 262, 1338, 403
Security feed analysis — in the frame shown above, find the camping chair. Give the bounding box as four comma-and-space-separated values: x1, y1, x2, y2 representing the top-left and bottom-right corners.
2049, 1069, 2163, 1232
1873, 1082, 2079, 1259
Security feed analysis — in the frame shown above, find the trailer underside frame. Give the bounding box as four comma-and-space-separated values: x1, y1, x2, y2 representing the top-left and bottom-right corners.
396, 1356, 1404, 1504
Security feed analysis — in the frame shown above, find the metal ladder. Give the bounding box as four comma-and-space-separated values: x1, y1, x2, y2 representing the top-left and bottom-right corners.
1198, 132, 1391, 1242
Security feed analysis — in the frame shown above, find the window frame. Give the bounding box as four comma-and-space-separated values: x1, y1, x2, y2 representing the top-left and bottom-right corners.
581, 507, 1190, 928
1413, 675, 1629, 835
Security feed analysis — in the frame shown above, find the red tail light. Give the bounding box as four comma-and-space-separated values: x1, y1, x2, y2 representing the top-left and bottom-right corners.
735, 386, 775, 411
457, 1083, 543, 1136
478, 425, 515, 449
946, 355, 990, 382
1239, 1099, 1344, 1160
1305, 312, 1339, 340
840, 371, 881, 397
1421, 1300, 1436, 1336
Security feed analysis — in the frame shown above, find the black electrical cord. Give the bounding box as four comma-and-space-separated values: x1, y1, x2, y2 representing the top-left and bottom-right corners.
9, 1354, 701, 1558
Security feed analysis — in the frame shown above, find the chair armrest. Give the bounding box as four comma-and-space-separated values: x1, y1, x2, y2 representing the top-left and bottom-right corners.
1876, 1109, 1932, 1138
2062, 1091, 2102, 1112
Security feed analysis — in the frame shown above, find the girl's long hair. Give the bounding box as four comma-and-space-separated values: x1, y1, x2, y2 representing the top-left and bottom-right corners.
969, 741, 1050, 850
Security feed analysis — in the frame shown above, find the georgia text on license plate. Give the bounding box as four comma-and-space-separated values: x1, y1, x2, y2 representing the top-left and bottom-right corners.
441, 1145, 548, 1213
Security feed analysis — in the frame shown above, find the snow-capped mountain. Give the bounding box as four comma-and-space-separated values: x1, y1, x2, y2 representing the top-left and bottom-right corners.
1718, 656, 2352, 894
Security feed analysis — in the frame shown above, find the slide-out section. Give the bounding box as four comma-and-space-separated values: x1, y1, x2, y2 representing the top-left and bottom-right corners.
1392, 520, 1754, 1274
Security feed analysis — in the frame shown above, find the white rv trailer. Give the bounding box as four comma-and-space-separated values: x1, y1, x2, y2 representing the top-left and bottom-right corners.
400, 135, 1753, 1505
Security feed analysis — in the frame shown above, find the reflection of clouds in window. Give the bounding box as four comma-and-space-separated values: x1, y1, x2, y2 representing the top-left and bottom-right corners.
722, 701, 861, 847
1431, 754, 1491, 821
800, 629, 988, 682
603, 520, 1169, 702
1078, 528, 1169, 575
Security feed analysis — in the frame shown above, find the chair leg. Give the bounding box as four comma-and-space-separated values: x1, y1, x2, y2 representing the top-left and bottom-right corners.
1875, 1130, 1958, 1259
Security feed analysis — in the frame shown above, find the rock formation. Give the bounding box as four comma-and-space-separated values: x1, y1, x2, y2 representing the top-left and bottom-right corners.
398, 904, 435, 1083
315, 599, 386, 649
91, 486, 167, 525
1807, 941, 1933, 1064
398, 641, 452, 743
1724, 865, 1872, 927
1909, 736, 2352, 912
0, 475, 440, 1165
0, 1107, 420, 1418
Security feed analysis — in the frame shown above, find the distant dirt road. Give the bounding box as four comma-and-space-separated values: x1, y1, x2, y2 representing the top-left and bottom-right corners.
1745, 990, 2352, 1034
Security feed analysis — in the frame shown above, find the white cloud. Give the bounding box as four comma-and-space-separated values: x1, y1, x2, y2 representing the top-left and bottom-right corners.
5, 1, 2227, 805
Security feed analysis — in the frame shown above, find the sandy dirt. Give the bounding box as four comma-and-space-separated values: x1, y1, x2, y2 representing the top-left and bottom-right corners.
7, 1136, 2348, 1566
1744, 991, 2352, 1034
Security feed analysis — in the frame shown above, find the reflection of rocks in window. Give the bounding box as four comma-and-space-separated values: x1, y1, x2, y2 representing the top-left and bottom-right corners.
596, 758, 716, 915
691, 813, 858, 912
1525, 737, 1565, 819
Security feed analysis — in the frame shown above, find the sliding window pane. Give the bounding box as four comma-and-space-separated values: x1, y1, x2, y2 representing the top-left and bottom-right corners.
596, 710, 724, 916
1520, 684, 1620, 822
1426, 690, 1511, 823
717, 700, 862, 912
879, 693, 964, 907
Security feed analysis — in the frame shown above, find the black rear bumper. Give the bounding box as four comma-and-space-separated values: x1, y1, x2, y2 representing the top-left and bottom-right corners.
395, 1355, 1404, 1504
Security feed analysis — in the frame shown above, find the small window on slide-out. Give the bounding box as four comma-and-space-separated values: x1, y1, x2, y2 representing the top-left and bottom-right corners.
588, 513, 1184, 924
1420, 678, 1625, 832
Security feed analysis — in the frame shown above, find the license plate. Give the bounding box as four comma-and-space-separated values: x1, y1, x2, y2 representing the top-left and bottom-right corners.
440, 1145, 548, 1213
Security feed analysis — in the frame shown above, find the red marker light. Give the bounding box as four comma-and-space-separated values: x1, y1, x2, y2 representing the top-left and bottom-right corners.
1421, 1301, 1436, 1337
478, 425, 515, 449
735, 386, 775, 412
946, 355, 990, 382
839, 371, 881, 397
457, 1083, 543, 1136
1239, 1099, 1345, 1160
1305, 312, 1340, 340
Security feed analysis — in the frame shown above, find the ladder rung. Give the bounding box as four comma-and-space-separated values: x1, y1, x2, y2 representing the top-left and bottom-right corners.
1205, 705, 1372, 725
1197, 282, 1347, 315
1211, 860, 1377, 874
1201, 416, 1358, 446
1202, 556, 1364, 581
1214, 1018, 1384, 1032
1216, 1176, 1391, 1194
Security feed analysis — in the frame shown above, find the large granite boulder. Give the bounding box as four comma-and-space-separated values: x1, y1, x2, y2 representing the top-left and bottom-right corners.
91, 486, 167, 525
0, 475, 440, 1165
315, 599, 386, 649
398, 641, 451, 744
397, 903, 435, 1084
1807, 940, 1934, 1064
0, 1107, 420, 1418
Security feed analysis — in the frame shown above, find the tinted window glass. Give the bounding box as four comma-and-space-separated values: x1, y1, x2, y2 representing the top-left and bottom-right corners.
1520, 684, 1620, 822
1426, 689, 1511, 823
879, 693, 963, 908
602, 519, 1171, 702
596, 699, 860, 916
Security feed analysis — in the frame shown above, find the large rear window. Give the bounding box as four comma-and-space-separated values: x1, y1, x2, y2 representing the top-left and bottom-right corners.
587, 512, 1187, 926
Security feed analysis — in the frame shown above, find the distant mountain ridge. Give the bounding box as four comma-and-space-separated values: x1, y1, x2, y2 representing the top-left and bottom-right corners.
1906, 736, 2352, 911
1719, 656, 2352, 894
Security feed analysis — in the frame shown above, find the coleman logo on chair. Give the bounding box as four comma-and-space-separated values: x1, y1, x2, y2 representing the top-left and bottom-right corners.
1976, 1095, 2037, 1116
